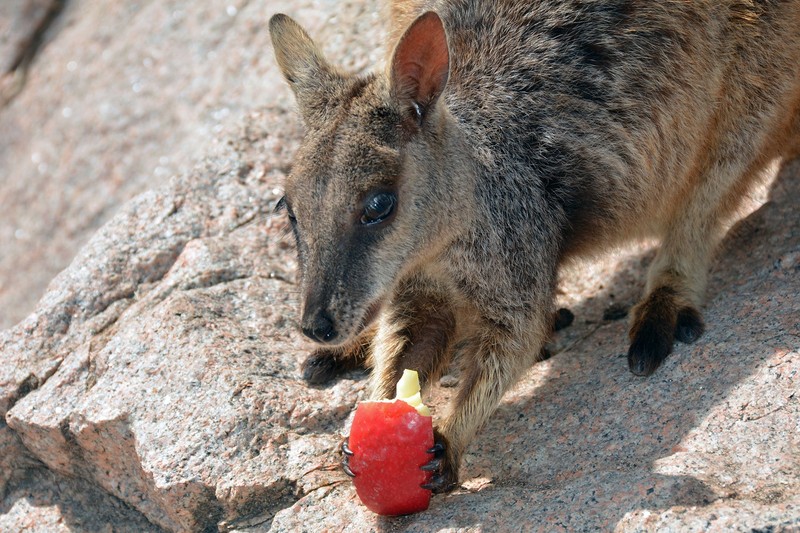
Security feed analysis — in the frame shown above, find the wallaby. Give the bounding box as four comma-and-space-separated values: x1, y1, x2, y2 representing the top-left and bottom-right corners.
269, 1, 800, 492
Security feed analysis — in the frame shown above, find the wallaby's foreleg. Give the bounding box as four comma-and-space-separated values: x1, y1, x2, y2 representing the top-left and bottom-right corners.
342, 276, 457, 481
425, 319, 547, 493
301, 324, 375, 384
368, 276, 457, 399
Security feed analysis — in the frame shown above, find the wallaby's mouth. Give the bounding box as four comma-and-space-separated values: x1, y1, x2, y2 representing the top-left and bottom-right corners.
323, 298, 384, 347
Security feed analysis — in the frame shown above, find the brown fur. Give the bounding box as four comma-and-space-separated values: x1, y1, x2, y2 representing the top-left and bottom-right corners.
269, 1, 800, 492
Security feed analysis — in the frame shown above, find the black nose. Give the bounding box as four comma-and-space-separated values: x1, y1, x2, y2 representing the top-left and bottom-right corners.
301, 311, 338, 343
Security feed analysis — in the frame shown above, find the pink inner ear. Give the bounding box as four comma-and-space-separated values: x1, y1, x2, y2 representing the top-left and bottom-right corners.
392, 12, 450, 106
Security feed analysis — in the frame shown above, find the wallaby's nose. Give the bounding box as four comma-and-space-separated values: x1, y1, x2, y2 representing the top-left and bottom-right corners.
301, 310, 338, 343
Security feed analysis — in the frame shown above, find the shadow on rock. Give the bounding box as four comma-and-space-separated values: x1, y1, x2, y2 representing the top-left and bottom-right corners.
0, 465, 163, 532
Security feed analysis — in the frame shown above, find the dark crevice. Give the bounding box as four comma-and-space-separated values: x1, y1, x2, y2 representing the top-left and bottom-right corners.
1, 364, 58, 417
180, 270, 251, 292
2, 0, 69, 106
91, 288, 137, 320
14, 374, 39, 403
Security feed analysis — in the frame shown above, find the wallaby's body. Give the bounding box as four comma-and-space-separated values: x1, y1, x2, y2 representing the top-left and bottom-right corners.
270, 1, 800, 491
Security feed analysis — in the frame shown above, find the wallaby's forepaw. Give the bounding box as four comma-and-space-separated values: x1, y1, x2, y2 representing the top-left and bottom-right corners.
301, 330, 373, 385
301, 349, 342, 384
628, 287, 704, 376
302, 345, 369, 385
342, 432, 458, 493
420, 429, 459, 493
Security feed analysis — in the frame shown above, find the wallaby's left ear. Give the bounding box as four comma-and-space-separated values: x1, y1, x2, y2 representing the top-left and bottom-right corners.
269, 13, 342, 125
390, 11, 450, 126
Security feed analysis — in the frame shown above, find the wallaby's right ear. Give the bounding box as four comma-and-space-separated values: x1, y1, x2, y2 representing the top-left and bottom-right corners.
269, 14, 341, 124
390, 11, 450, 128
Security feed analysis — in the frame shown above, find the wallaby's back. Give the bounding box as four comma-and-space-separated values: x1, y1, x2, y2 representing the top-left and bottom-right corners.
392, 0, 800, 256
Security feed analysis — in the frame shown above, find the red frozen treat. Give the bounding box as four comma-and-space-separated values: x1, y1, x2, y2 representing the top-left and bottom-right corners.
348, 371, 434, 515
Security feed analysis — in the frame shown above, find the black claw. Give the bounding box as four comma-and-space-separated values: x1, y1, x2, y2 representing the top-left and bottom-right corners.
340, 437, 355, 477
341, 439, 353, 456
422, 430, 458, 493
421, 474, 458, 493
420, 458, 442, 471
421, 443, 445, 489
426, 442, 445, 456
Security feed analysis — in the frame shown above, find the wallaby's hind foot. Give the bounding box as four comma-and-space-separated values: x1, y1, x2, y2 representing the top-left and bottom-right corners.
675, 306, 705, 344
553, 307, 575, 331
627, 287, 705, 376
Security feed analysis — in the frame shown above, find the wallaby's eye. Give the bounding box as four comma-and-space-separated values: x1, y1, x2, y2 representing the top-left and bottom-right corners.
360, 192, 396, 226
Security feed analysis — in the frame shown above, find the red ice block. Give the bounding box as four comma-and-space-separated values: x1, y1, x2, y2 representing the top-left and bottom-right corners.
348, 399, 434, 516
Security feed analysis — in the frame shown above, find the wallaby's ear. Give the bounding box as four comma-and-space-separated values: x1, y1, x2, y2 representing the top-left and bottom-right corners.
390, 11, 450, 127
269, 14, 341, 124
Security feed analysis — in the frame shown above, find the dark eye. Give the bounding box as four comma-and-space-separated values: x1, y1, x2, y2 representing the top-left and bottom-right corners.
360, 192, 396, 226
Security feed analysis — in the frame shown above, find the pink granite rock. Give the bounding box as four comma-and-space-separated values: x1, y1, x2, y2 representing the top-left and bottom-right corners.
2, 102, 367, 530
0, 465, 161, 532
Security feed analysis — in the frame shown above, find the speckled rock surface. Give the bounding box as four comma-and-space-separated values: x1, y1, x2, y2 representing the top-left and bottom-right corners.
2, 2, 799, 532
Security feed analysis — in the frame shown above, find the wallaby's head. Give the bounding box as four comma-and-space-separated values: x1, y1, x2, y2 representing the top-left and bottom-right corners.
269, 12, 452, 345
